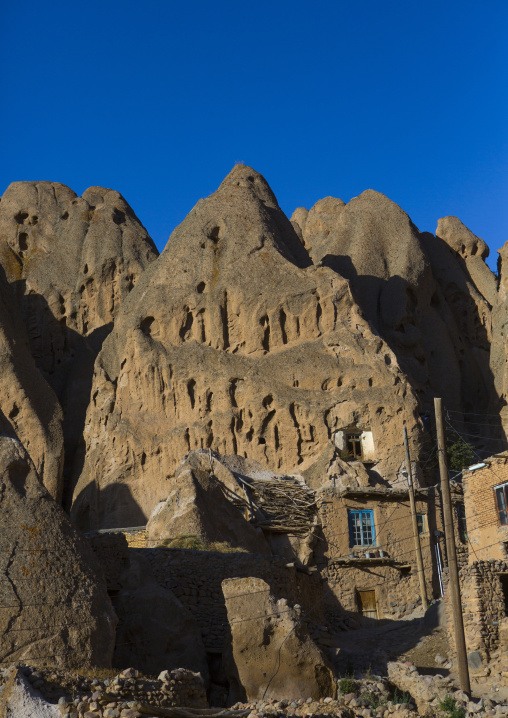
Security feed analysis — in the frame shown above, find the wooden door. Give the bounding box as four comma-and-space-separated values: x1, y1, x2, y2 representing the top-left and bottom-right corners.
358, 590, 378, 620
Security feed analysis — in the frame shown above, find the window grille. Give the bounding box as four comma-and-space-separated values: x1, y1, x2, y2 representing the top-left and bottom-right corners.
348, 509, 375, 547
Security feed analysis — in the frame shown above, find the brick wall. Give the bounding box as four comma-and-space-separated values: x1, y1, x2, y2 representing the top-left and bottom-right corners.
463, 457, 508, 562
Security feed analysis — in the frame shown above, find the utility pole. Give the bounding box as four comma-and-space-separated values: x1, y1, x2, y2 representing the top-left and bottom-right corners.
434, 397, 471, 695
403, 427, 428, 610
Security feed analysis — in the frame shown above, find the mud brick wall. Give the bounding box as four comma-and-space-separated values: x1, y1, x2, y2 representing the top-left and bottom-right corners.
315, 488, 441, 617
443, 560, 508, 662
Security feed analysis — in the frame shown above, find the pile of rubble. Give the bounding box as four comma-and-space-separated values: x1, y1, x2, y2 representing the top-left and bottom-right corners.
2, 661, 508, 718
231, 675, 420, 718
0, 665, 207, 717
386, 661, 508, 717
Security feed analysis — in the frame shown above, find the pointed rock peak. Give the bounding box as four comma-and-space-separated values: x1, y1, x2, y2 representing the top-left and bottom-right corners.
345, 189, 422, 236
349, 189, 408, 214
291, 207, 309, 224
218, 164, 279, 209
290, 207, 309, 240
436, 216, 489, 260
81, 186, 147, 229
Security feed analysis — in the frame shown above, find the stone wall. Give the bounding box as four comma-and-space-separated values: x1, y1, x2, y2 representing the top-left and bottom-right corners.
463, 456, 508, 562
142, 548, 324, 652
324, 562, 425, 621
88, 531, 130, 590
89, 534, 325, 654
443, 559, 508, 662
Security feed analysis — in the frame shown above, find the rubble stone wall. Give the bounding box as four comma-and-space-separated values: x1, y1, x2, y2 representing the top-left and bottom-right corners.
89, 534, 325, 653
323, 562, 425, 621
142, 548, 325, 652
463, 458, 508, 562
443, 560, 508, 661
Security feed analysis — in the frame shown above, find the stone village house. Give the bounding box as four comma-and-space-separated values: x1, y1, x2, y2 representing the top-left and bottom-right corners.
315, 485, 440, 623
304, 425, 467, 625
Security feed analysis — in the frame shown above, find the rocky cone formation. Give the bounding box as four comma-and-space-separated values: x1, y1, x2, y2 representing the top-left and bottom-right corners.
147, 451, 272, 554
291, 194, 497, 416
0, 165, 506, 531
2, 165, 508, 714
0, 437, 116, 669
71, 165, 423, 529
0, 181, 158, 503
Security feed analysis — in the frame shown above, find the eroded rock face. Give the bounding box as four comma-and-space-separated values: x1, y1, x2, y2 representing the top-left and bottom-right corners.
222, 576, 335, 702
293, 193, 497, 414
489, 234, 508, 425
71, 166, 423, 529
0, 182, 158, 338
0, 437, 116, 669
0, 268, 63, 499
0, 181, 159, 502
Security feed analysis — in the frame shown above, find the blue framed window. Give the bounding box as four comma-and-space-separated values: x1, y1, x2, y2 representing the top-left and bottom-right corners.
348, 509, 375, 547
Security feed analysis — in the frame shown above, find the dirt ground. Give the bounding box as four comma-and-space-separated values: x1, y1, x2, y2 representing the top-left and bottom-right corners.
329, 603, 449, 674
328, 605, 508, 704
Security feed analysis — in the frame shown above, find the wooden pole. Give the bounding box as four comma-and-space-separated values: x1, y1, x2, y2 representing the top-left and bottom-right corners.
434, 397, 471, 695
403, 427, 428, 610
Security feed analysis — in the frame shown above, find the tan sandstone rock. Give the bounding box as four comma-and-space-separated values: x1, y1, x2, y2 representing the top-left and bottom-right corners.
299, 190, 497, 415
0, 437, 116, 669
436, 215, 496, 306
71, 165, 423, 530
302, 444, 372, 490
0, 667, 60, 718
487, 233, 508, 431
146, 450, 271, 553
0, 181, 158, 502
0, 267, 63, 499
222, 576, 335, 702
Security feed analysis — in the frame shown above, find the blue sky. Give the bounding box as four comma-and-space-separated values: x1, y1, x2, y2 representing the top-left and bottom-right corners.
1, 1, 506, 271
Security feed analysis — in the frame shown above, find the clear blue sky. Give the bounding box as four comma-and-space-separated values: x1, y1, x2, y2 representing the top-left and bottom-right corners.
2, 1, 506, 271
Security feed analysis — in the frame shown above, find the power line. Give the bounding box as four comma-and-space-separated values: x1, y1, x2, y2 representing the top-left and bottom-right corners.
446, 408, 507, 419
